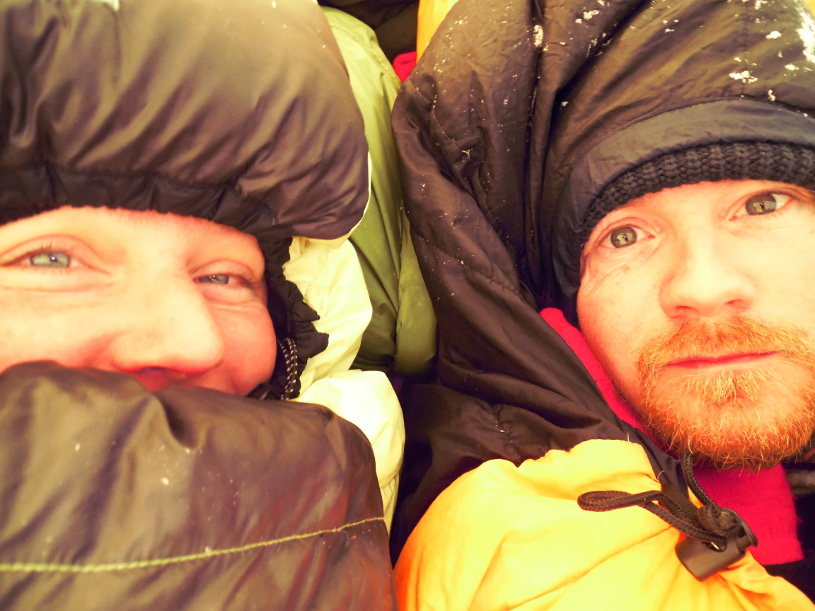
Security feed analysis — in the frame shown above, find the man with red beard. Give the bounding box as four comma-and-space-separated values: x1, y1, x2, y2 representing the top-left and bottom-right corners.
388, 0, 815, 607
577, 180, 815, 473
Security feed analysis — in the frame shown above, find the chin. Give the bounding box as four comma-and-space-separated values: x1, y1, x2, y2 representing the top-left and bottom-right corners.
639, 369, 815, 471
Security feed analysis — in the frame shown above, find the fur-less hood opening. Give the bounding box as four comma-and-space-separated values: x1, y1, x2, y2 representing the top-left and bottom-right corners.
0, 0, 371, 396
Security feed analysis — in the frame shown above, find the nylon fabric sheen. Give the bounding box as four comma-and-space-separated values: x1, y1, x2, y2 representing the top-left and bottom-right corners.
389, 0, 815, 592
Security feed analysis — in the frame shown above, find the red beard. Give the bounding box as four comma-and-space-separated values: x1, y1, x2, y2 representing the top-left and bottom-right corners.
635, 316, 815, 470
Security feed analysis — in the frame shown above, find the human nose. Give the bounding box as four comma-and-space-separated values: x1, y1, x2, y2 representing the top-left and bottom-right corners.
659, 229, 755, 320
106, 276, 225, 385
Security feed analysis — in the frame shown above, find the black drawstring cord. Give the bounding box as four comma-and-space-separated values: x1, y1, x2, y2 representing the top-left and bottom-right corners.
578, 485, 728, 547
577, 451, 757, 580
678, 452, 747, 542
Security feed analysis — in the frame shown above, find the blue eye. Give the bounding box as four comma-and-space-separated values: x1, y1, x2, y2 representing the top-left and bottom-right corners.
30, 252, 71, 267
609, 227, 638, 248
196, 273, 231, 285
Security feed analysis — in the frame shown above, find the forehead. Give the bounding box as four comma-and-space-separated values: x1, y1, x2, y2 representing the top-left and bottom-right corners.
3, 205, 237, 233
0, 206, 261, 251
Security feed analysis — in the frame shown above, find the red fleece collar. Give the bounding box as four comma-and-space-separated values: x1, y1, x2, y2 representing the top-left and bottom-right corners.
540, 308, 803, 565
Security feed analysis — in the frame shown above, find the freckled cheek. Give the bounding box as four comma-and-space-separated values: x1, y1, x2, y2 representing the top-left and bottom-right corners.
0, 294, 109, 373
772, 251, 815, 342
577, 291, 614, 361
214, 308, 278, 394
577, 275, 647, 392
736, 235, 815, 324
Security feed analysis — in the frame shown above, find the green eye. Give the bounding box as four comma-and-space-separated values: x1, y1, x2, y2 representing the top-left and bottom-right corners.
30, 252, 71, 267
609, 227, 638, 248
745, 193, 779, 215
197, 273, 230, 285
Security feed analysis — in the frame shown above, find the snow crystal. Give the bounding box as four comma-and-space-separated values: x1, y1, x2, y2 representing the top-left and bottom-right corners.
797, 4, 815, 64
583, 9, 600, 20
786, 63, 800, 71
87, 0, 119, 9
766, 31, 781, 40
767, 89, 776, 101
534, 24, 544, 47
729, 70, 758, 83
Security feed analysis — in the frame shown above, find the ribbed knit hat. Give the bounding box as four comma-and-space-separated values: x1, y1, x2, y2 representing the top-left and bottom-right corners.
579, 142, 815, 246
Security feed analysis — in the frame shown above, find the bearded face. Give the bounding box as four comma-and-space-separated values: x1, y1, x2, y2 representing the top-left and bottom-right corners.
577, 180, 815, 471
634, 317, 815, 469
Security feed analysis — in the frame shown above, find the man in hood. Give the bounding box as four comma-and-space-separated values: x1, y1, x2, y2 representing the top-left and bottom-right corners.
390, 0, 815, 606
0, 0, 399, 608
578, 180, 815, 472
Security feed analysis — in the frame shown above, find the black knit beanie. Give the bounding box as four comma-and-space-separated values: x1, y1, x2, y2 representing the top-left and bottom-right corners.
579, 141, 815, 248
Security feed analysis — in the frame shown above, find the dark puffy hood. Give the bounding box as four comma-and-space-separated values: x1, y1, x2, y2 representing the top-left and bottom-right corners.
394, 0, 815, 405
0, 6, 399, 605
0, 0, 370, 393
390, 0, 815, 554
544, 0, 815, 317
399, 0, 815, 321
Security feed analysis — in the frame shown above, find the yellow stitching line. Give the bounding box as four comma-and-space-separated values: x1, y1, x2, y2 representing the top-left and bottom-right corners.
0, 517, 384, 574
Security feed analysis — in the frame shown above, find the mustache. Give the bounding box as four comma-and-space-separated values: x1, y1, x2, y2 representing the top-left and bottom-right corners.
636, 316, 815, 377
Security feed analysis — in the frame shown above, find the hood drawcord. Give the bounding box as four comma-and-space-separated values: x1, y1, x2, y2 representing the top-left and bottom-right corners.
577, 452, 757, 581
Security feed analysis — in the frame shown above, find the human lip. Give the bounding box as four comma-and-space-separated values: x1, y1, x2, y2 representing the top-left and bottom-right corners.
665, 352, 779, 370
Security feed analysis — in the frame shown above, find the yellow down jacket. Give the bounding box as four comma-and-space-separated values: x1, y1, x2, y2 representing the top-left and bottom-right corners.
395, 440, 813, 610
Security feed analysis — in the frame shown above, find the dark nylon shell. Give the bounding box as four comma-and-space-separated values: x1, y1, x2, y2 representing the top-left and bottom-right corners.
0, 4, 397, 606
0, 0, 371, 390
0, 363, 396, 610
390, 0, 815, 556
0, 0, 368, 245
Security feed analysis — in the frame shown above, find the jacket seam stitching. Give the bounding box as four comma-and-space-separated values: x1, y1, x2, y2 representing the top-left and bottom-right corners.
0, 517, 384, 573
